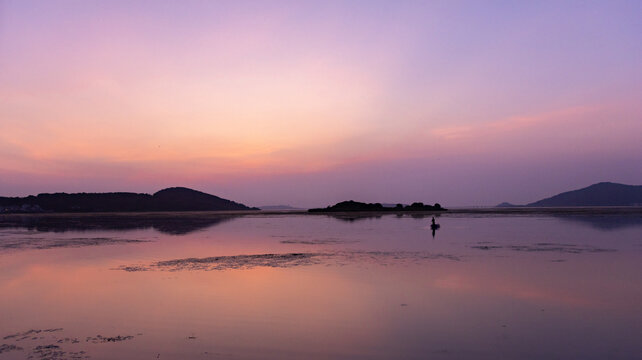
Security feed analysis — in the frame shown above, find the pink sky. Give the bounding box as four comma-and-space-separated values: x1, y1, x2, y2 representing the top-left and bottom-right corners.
1, 1, 641, 207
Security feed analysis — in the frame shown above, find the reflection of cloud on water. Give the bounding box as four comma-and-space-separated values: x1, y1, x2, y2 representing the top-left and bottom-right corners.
118, 251, 460, 272
434, 274, 595, 308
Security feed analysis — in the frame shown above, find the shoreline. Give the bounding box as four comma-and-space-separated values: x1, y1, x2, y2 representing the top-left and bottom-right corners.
1, 206, 642, 219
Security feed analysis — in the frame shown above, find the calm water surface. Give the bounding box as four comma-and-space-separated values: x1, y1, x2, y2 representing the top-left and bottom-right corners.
0, 212, 640, 359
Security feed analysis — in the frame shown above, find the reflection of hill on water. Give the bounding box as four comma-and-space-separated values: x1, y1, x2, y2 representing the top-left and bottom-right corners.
555, 214, 642, 231
0, 214, 237, 235
326, 213, 441, 222
326, 214, 383, 222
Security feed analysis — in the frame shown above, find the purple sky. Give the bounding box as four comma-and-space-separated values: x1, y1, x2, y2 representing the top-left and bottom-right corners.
1, 0, 641, 207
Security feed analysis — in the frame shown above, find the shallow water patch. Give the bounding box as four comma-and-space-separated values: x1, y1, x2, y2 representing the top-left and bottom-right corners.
118, 250, 459, 272
471, 242, 615, 254
1, 328, 137, 360
0, 237, 149, 251
0, 344, 23, 354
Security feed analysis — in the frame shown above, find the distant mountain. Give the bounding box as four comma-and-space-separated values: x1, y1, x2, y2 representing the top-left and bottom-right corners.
0, 187, 258, 213
496, 202, 519, 208
525, 182, 642, 207
258, 205, 302, 210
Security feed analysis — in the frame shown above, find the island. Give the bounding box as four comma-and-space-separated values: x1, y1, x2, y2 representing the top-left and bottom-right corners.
0, 187, 258, 213
309, 200, 446, 213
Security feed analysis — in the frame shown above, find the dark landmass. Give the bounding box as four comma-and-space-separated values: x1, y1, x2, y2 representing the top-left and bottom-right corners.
258, 205, 303, 210
527, 182, 642, 207
381, 203, 406, 208
0, 187, 258, 213
309, 200, 445, 213
497, 182, 642, 207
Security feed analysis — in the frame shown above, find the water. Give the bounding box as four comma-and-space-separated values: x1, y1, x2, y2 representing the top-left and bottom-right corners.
0, 212, 640, 359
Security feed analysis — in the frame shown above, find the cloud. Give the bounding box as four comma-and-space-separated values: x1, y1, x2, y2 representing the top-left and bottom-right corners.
430, 105, 600, 140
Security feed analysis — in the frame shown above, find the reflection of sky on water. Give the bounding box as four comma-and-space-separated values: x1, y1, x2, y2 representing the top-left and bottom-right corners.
554, 213, 642, 231
0, 213, 640, 359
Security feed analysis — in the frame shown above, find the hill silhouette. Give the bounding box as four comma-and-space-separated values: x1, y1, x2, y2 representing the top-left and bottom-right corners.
527, 182, 642, 207
497, 182, 642, 207
0, 187, 257, 213
496, 202, 519, 208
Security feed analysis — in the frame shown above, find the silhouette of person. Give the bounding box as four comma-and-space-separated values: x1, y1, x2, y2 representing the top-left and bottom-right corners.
431, 217, 436, 226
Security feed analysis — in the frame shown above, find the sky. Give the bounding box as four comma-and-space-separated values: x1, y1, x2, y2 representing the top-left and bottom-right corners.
1, 0, 641, 207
